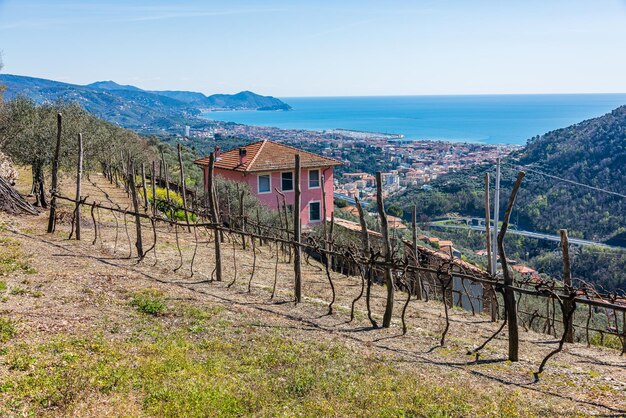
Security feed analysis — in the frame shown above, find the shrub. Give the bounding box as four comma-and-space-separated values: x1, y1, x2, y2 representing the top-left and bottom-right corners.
0, 317, 16, 343
130, 289, 166, 315
143, 186, 198, 222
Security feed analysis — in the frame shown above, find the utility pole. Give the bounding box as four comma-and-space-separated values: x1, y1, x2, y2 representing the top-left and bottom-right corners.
491, 157, 501, 274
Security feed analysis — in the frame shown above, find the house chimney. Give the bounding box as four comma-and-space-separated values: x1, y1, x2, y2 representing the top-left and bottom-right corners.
215, 146, 221, 161
238, 147, 247, 165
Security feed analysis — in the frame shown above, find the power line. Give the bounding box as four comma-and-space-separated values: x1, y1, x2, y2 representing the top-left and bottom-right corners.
505, 163, 626, 199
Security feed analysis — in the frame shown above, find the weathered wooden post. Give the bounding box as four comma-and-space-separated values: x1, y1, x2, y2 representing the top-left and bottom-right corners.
321, 174, 330, 269
47, 113, 62, 233
208, 152, 222, 281
128, 162, 144, 259
293, 154, 302, 303
122, 150, 130, 196
160, 150, 171, 203
411, 204, 422, 300
151, 161, 157, 216
560, 229, 574, 343
177, 144, 191, 232
74, 133, 84, 240
376, 171, 394, 328
321, 175, 336, 313
238, 186, 247, 250
356, 196, 377, 327
141, 163, 149, 211
485, 172, 497, 321
498, 171, 525, 361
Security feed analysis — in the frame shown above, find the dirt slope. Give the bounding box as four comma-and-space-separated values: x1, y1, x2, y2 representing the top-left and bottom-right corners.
0, 172, 624, 417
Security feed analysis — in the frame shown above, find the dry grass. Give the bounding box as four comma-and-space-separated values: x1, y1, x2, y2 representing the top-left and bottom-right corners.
0, 171, 624, 416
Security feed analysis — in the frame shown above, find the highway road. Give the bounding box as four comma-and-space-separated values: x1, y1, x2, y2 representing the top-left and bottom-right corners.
429, 223, 624, 250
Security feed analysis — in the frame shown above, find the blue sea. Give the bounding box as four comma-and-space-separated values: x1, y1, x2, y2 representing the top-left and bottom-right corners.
202, 94, 626, 145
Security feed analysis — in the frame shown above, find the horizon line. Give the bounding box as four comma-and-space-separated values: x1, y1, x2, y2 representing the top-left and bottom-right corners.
279, 92, 626, 99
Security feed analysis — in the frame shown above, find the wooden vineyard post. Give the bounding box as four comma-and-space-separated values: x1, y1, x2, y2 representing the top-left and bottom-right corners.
321, 174, 329, 268
122, 151, 129, 196
47, 113, 62, 233
74, 133, 83, 240
498, 171, 525, 361
141, 163, 149, 211
161, 150, 171, 204
238, 186, 246, 250
411, 204, 422, 300
177, 144, 191, 232
485, 172, 497, 322
129, 162, 144, 259
293, 154, 302, 303
208, 153, 222, 281
560, 229, 574, 343
321, 174, 336, 314
376, 171, 394, 328
355, 196, 377, 327
151, 161, 157, 216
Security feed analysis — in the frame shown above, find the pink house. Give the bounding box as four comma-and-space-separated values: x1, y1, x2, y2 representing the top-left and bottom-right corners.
194, 140, 342, 226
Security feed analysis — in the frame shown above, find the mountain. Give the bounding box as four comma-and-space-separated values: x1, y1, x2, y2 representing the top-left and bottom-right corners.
87, 80, 143, 92
152, 89, 291, 111
0, 74, 291, 129
205, 91, 291, 111
150, 90, 210, 106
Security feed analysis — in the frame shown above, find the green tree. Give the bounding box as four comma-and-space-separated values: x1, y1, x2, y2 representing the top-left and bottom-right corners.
1, 98, 89, 206
387, 203, 404, 218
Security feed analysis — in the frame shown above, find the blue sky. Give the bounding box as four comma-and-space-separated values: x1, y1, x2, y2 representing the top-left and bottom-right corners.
1, 0, 626, 96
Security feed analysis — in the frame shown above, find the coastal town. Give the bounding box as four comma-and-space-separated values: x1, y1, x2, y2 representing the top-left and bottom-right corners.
180, 119, 520, 202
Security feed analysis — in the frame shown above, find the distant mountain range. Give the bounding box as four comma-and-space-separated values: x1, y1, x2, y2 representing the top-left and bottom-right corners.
0, 74, 291, 129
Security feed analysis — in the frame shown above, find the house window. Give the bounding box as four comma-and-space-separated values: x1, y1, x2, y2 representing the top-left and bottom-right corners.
281, 172, 293, 191
309, 201, 321, 222
309, 169, 320, 189
258, 174, 271, 194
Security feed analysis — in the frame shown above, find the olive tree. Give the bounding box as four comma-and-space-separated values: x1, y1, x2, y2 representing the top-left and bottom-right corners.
1, 98, 89, 206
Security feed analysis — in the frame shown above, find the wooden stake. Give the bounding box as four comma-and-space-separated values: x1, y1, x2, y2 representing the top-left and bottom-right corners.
560, 229, 574, 343
208, 153, 222, 281
293, 154, 302, 303
355, 196, 377, 328
161, 151, 171, 204
322, 177, 336, 314
321, 174, 330, 268
47, 113, 62, 233
129, 162, 144, 259
141, 163, 149, 211
498, 171, 525, 361
485, 172, 497, 321
238, 186, 246, 249
411, 204, 422, 300
74, 133, 83, 240
151, 161, 157, 216
376, 171, 394, 328
177, 144, 191, 232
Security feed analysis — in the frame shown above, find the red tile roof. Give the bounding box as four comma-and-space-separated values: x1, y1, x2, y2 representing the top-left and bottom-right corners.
193, 140, 342, 173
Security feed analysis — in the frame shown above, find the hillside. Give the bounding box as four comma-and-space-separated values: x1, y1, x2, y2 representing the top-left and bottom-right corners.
392, 105, 626, 242
0, 74, 291, 129
0, 171, 624, 416
390, 105, 626, 291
